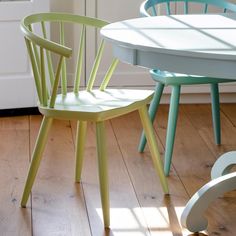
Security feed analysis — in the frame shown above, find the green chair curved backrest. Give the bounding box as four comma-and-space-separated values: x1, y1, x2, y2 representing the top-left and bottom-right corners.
140, 0, 236, 16
20, 12, 169, 227
138, 0, 236, 176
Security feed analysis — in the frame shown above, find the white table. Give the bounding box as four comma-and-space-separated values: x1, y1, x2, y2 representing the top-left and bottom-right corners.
101, 14, 236, 233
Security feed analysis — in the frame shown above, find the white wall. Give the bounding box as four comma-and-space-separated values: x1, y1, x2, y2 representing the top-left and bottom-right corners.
48, 0, 236, 103
50, 0, 84, 14
50, 0, 73, 13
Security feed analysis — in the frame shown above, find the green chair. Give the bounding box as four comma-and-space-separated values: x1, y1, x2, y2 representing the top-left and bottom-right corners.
139, 0, 236, 176
20, 13, 168, 227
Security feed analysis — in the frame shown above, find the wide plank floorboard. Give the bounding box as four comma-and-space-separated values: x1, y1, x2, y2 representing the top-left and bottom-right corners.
111, 112, 190, 236
182, 104, 236, 236
30, 116, 91, 236
0, 116, 31, 235
0, 104, 236, 235
153, 104, 236, 235
70, 120, 149, 236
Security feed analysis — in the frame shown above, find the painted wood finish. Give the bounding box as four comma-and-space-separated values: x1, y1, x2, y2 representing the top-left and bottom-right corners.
101, 14, 236, 79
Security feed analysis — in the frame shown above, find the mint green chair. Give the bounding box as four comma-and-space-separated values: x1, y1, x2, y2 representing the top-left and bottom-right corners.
139, 0, 236, 176
20, 13, 168, 227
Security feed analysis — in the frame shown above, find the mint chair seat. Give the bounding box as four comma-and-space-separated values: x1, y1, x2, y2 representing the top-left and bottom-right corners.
138, 0, 236, 176
20, 13, 168, 228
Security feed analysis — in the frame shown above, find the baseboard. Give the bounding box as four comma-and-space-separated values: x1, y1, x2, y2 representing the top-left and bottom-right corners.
0, 107, 40, 117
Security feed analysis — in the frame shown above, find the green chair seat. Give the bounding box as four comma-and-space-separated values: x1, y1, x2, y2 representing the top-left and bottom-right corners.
39, 89, 154, 121
151, 69, 234, 85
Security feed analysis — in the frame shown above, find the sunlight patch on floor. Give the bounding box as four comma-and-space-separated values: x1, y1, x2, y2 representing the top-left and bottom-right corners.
96, 206, 194, 235
96, 208, 146, 229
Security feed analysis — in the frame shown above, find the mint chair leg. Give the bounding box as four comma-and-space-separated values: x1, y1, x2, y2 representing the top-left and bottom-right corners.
75, 121, 87, 182
96, 121, 110, 228
21, 116, 53, 207
138, 106, 169, 194
210, 83, 221, 145
164, 85, 181, 176
138, 83, 164, 152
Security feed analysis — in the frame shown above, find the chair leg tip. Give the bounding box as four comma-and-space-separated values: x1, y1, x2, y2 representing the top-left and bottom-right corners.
104, 222, 110, 228
216, 140, 221, 145
164, 168, 170, 177
75, 175, 82, 183
162, 184, 169, 194
164, 189, 170, 195
138, 144, 146, 153
21, 203, 27, 208
20, 198, 27, 208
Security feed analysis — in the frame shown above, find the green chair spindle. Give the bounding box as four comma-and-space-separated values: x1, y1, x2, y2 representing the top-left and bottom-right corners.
74, 25, 85, 93
60, 22, 67, 95
166, 1, 171, 14
41, 21, 54, 86
40, 47, 48, 106
184, 1, 189, 14
86, 40, 105, 91
25, 38, 42, 104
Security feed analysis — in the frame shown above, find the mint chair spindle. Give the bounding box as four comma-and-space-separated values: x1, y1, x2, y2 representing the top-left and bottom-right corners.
139, 0, 236, 176
20, 13, 169, 228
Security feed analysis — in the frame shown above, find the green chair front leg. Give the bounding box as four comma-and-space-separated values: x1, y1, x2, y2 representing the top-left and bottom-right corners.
21, 116, 53, 207
75, 121, 87, 182
138, 106, 169, 194
164, 85, 181, 176
210, 83, 221, 145
96, 121, 110, 228
138, 83, 165, 152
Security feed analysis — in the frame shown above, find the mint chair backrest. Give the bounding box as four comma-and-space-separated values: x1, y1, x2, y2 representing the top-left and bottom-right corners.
21, 13, 119, 108
140, 0, 236, 16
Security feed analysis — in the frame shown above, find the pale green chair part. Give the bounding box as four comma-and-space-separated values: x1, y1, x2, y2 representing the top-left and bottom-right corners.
139, 0, 236, 176
20, 13, 169, 228
181, 151, 236, 232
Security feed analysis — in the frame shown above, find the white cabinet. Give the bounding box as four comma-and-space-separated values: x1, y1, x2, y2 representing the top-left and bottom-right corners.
0, 0, 49, 109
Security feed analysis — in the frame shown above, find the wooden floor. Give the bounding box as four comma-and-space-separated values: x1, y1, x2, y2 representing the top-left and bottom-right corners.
0, 104, 236, 236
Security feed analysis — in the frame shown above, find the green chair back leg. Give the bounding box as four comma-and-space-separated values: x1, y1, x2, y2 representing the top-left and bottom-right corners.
139, 0, 236, 176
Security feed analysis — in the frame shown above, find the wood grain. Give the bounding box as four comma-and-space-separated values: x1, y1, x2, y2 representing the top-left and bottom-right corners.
167, 104, 236, 235
70, 120, 149, 236
30, 116, 91, 236
0, 116, 31, 235
111, 111, 191, 235
1, 104, 236, 235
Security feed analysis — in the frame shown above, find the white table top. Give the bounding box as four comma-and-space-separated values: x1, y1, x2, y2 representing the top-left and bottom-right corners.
101, 14, 236, 79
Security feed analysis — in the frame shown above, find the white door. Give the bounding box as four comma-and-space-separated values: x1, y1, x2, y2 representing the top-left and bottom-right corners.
0, 0, 49, 109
